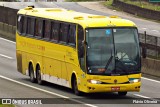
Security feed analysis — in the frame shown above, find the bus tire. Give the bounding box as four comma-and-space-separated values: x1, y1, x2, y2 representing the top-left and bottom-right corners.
29, 64, 36, 83
72, 76, 81, 96
36, 65, 43, 85
118, 92, 127, 96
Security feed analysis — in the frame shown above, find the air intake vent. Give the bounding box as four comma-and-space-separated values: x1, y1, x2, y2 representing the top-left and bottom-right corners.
32, 10, 38, 12
110, 16, 120, 18
46, 9, 63, 12
88, 15, 106, 18
24, 7, 33, 10
74, 16, 84, 20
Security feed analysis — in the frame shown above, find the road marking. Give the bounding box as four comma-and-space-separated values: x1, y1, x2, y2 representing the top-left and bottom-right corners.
0, 75, 97, 107
141, 28, 147, 30
151, 30, 159, 32
0, 37, 16, 44
0, 53, 13, 59
142, 77, 160, 84
134, 94, 150, 99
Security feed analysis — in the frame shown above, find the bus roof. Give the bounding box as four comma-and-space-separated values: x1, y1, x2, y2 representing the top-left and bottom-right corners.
18, 7, 136, 28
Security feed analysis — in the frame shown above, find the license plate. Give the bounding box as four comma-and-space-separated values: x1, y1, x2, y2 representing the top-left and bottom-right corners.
111, 87, 120, 91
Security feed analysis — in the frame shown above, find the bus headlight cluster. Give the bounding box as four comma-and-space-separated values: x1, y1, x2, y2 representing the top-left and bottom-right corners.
129, 78, 141, 83
87, 79, 102, 84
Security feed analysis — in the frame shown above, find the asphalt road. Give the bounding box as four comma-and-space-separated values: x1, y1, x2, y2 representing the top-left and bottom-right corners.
0, 2, 159, 37
0, 36, 160, 107
0, 2, 160, 107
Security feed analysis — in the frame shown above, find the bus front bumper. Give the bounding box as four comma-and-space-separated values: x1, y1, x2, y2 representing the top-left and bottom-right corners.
85, 82, 141, 93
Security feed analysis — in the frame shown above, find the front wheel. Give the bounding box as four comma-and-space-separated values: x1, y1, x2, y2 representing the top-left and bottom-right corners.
73, 77, 82, 96
118, 92, 127, 96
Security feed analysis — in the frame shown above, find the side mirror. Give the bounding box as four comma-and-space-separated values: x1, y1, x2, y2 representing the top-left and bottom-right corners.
78, 41, 86, 58
82, 40, 88, 46
78, 46, 84, 58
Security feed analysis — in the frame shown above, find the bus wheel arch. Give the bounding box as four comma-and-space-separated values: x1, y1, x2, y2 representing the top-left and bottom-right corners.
71, 73, 82, 96
36, 63, 43, 85
28, 62, 36, 83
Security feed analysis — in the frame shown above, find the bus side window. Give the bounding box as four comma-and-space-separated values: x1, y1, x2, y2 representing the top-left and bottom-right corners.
22, 16, 27, 35
60, 23, 68, 43
44, 20, 51, 40
17, 15, 23, 34
68, 24, 76, 47
51, 21, 60, 42
35, 19, 44, 38
27, 17, 35, 36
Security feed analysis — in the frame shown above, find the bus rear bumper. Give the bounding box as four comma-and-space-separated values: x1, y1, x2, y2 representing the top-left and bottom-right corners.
84, 82, 141, 93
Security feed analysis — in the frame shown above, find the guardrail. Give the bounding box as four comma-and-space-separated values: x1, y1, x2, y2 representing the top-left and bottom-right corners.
139, 31, 160, 59
113, 0, 160, 21
0, 6, 17, 26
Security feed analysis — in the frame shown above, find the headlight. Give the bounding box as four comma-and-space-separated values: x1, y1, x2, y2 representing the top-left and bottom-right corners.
87, 79, 102, 84
129, 78, 141, 83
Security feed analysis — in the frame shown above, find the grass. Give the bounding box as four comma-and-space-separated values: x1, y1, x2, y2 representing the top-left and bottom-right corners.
103, 0, 160, 22
65, 0, 99, 1
0, 100, 15, 107
103, 0, 119, 10
147, 55, 160, 60
0, 105, 14, 107
103, 0, 113, 8
120, 0, 160, 11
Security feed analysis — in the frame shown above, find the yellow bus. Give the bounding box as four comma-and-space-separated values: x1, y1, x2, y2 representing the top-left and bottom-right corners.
16, 6, 141, 96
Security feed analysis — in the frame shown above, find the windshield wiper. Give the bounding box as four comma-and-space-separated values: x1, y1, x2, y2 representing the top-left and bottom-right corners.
105, 50, 113, 70
105, 55, 113, 70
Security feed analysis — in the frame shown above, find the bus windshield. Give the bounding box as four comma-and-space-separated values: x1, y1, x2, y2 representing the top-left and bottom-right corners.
86, 28, 141, 75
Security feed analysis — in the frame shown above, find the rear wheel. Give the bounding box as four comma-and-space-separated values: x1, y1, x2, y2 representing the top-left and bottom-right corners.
29, 64, 36, 83
36, 65, 43, 85
73, 77, 82, 96
118, 92, 127, 96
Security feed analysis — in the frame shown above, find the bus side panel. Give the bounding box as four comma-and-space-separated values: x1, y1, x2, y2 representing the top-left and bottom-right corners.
16, 34, 27, 75
43, 42, 62, 85
16, 50, 22, 73
64, 47, 88, 92
43, 57, 52, 80
21, 51, 28, 75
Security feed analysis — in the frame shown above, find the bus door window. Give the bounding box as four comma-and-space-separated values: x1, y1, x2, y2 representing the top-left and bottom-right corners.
51, 21, 60, 42
35, 19, 44, 38
78, 25, 85, 71
44, 20, 51, 40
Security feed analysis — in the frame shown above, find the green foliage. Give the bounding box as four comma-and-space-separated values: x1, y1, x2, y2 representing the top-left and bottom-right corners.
0, 100, 14, 107
103, 0, 113, 6
0, 105, 15, 107
120, 0, 160, 11
66, 0, 99, 1
103, 0, 121, 10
